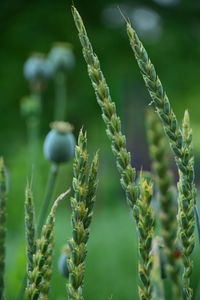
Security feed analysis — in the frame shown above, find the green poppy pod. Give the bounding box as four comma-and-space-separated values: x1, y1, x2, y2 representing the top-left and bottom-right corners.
58, 252, 69, 278
24, 53, 53, 81
48, 42, 75, 73
44, 122, 76, 164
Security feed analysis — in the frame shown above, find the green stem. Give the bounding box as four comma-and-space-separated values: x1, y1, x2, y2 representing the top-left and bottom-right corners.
27, 91, 41, 171
37, 163, 59, 235
27, 117, 39, 170
54, 72, 67, 121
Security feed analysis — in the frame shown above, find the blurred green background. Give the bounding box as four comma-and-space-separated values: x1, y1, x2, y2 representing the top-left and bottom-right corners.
1, 0, 200, 299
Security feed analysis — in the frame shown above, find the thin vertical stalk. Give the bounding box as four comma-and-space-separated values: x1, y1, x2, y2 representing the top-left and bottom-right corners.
54, 72, 67, 121
151, 237, 165, 300
37, 163, 59, 235
27, 92, 42, 170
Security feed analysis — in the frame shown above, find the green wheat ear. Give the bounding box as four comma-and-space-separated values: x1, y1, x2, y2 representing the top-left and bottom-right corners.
133, 174, 154, 300
25, 189, 70, 300
71, 6, 138, 210
127, 22, 196, 299
25, 183, 36, 277
146, 108, 183, 300
177, 110, 195, 300
0, 158, 7, 300
67, 129, 99, 300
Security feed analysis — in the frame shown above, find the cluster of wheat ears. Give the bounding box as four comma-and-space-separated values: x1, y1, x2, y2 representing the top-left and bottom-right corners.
0, 6, 199, 300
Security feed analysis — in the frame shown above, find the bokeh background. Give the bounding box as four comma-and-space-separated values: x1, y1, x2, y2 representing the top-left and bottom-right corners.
1, 0, 200, 299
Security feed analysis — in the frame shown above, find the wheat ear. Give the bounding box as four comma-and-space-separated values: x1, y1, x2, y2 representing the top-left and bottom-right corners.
133, 175, 154, 300
25, 184, 36, 282
127, 23, 196, 299
177, 110, 195, 300
67, 129, 98, 300
25, 190, 69, 300
146, 108, 183, 300
71, 6, 138, 209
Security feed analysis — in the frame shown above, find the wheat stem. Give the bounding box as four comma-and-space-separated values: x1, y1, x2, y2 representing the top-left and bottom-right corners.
37, 163, 59, 235
54, 72, 67, 121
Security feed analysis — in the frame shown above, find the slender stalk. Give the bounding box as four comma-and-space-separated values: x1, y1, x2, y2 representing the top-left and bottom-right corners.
54, 71, 67, 121
127, 23, 196, 299
67, 129, 99, 300
0, 158, 7, 300
151, 237, 165, 300
71, 6, 138, 210
27, 92, 41, 170
37, 163, 59, 235
146, 108, 183, 300
133, 175, 154, 300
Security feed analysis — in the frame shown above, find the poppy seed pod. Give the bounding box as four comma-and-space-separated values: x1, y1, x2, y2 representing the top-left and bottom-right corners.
43, 122, 76, 164
48, 42, 75, 73
58, 252, 69, 278
23, 53, 53, 81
